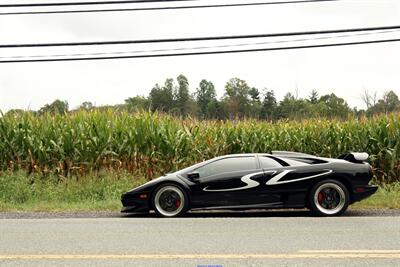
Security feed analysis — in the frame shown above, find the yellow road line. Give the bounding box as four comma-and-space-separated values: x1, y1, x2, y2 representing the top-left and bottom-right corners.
0, 253, 400, 260
299, 250, 400, 254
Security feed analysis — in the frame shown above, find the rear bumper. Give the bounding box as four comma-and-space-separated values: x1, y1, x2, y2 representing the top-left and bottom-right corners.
351, 185, 378, 203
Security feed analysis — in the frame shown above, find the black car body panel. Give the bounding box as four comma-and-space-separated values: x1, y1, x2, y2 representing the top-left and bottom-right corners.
121, 152, 378, 213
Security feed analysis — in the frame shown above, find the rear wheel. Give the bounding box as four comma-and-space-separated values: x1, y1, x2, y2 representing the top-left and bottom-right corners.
309, 179, 349, 216
153, 184, 188, 217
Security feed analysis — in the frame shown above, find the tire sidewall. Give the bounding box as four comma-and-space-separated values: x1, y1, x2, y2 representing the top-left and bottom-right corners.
309, 179, 349, 217
152, 183, 189, 217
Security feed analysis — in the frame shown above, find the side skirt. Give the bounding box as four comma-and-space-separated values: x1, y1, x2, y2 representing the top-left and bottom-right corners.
190, 202, 284, 211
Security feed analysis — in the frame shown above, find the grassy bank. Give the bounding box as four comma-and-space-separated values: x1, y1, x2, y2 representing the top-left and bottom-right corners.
0, 171, 399, 211
0, 171, 145, 212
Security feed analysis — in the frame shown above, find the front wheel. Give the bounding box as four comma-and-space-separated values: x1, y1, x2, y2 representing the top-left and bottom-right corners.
153, 184, 188, 217
309, 179, 349, 216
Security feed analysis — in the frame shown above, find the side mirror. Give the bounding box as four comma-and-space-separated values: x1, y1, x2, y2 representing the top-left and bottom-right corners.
187, 172, 200, 180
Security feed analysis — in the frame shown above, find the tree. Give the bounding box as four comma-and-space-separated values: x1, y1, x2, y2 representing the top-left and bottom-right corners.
261, 89, 277, 120
195, 79, 217, 119
308, 90, 319, 104
223, 78, 251, 118
248, 87, 262, 118
149, 84, 163, 111
175, 74, 191, 116
369, 90, 400, 114
382, 90, 400, 113
163, 78, 175, 110
361, 89, 378, 110
318, 93, 351, 118
39, 100, 68, 115
207, 99, 227, 120
248, 87, 260, 102
124, 96, 150, 112
276, 93, 309, 119
308, 101, 329, 118
149, 80, 175, 112
79, 101, 94, 111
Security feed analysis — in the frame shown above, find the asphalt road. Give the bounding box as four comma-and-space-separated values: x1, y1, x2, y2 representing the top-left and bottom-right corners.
0, 210, 399, 266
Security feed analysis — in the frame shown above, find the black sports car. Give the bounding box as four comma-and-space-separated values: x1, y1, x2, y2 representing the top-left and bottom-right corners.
121, 151, 378, 217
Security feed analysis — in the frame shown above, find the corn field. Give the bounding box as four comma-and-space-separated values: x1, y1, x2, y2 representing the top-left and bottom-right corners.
0, 110, 399, 183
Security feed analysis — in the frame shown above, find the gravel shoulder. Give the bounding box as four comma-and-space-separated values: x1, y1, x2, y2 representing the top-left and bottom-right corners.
0, 208, 399, 219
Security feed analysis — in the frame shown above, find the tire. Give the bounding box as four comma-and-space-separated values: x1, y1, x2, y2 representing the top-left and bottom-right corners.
309, 179, 349, 217
152, 184, 189, 217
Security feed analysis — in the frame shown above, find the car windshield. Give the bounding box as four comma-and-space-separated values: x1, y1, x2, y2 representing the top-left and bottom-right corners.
173, 157, 216, 175
194, 157, 257, 178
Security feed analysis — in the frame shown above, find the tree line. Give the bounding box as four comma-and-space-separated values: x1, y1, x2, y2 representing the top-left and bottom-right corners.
5, 74, 400, 120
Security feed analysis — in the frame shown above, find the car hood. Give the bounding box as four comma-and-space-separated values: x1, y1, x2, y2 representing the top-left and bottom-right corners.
126, 174, 176, 193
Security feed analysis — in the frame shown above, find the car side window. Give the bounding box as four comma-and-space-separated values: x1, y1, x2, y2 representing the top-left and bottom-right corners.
258, 156, 283, 169
195, 157, 257, 178
280, 158, 309, 166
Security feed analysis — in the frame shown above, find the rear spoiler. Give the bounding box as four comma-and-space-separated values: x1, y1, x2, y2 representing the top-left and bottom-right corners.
338, 152, 369, 163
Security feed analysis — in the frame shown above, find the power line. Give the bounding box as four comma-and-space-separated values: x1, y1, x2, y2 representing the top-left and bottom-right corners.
0, 0, 202, 7
1, 38, 399, 63
1, 25, 399, 48
2, 29, 397, 59
0, 0, 338, 15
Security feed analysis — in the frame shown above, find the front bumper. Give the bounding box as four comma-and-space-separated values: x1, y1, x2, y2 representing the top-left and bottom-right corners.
121, 205, 146, 213
351, 185, 379, 203
121, 192, 150, 213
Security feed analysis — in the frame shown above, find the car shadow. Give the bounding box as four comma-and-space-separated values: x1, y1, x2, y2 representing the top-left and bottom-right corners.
122, 209, 311, 218
121, 209, 379, 218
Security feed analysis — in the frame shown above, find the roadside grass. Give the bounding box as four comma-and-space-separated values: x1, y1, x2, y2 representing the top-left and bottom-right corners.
351, 183, 400, 209
0, 171, 399, 211
0, 171, 146, 212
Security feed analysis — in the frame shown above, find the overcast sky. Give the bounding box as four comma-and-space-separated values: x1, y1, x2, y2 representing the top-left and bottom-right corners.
0, 0, 399, 112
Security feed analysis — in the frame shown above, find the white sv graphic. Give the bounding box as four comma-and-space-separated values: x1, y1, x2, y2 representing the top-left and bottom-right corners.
266, 169, 333, 185
203, 169, 332, 192
203, 171, 265, 192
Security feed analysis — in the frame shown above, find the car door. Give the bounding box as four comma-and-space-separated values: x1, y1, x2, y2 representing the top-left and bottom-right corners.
257, 155, 288, 205
188, 156, 265, 208
258, 156, 330, 206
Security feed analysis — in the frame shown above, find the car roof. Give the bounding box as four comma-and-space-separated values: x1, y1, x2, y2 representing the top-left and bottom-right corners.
215, 153, 268, 158
215, 152, 318, 159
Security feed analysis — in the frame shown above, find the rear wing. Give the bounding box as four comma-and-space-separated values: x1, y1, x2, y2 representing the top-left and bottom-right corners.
337, 152, 369, 163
